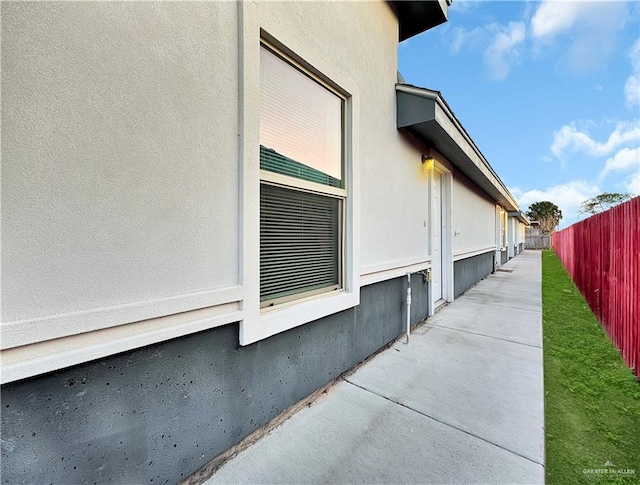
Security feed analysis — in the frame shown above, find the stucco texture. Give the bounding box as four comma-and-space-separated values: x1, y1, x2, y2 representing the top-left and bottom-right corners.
255, 1, 431, 272
1, 2, 239, 324
1, 275, 429, 485
452, 173, 496, 257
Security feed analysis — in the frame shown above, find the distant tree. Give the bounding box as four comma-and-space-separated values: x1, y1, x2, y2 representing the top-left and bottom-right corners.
526, 201, 562, 235
578, 193, 632, 215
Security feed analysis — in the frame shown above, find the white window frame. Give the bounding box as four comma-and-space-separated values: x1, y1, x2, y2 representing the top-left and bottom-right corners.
258, 44, 347, 309
238, 22, 360, 345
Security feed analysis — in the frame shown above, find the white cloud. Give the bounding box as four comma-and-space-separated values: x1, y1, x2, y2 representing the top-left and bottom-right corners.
547, 39, 640, 182
625, 76, 640, 109
551, 121, 640, 159
530, 1, 588, 39
539, 155, 553, 163
624, 172, 640, 195
450, 28, 465, 55
450, 22, 526, 80
517, 180, 601, 224
629, 38, 640, 72
625, 39, 640, 109
450, 25, 485, 56
449, 0, 480, 15
509, 186, 523, 200
530, 1, 627, 73
599, 147, 640, 179
484, 22, 526, 80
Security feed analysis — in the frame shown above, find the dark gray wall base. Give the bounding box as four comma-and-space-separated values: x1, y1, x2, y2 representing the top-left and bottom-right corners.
1, 275, 429, 485
500, 250, 508, 265
454, 251, 494, 298
518, 243, 524, 254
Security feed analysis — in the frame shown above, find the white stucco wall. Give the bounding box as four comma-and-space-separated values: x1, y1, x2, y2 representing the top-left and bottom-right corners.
451, 175, 497, 259
3, 0, 433, 378
253, 1, 430, 277
237, 1, 431, 343
359, 133, 431, 274
2, 2, 240, 346
3, 0, 487, 379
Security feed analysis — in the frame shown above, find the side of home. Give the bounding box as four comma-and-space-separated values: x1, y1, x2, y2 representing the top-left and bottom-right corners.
1, 2, 527, 483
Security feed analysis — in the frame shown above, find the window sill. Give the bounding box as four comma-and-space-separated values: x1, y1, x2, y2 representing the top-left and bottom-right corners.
239, 289, 359, 345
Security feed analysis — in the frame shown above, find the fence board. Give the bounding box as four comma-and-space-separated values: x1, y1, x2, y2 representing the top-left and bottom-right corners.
553, 197, 640, 376
525, 233, 552, 249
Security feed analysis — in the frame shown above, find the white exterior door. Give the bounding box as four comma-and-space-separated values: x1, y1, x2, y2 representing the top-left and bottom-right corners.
432, 171, 443, 302
508, 217, 515, 258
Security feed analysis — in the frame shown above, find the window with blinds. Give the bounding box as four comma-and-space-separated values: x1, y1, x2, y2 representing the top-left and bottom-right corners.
259, 44, 346, 307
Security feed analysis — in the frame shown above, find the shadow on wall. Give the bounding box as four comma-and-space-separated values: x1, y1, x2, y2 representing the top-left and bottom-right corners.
454, 251, 494, 298
1, 275, 429, 484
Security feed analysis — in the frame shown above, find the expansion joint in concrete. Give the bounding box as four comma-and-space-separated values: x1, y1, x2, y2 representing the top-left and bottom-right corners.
424, 324, 543, 349
343, 379, 545, 468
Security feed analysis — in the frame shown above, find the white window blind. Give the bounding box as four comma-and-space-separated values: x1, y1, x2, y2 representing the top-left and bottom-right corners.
260, 46, 342, 184
259, 44, 345, 307
260, 184, 341, 305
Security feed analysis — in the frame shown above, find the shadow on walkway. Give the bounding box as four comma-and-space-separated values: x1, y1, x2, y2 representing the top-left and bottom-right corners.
207, 251, 544, 485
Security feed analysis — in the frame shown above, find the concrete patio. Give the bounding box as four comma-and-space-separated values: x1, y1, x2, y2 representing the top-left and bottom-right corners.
205, 250, 544, 484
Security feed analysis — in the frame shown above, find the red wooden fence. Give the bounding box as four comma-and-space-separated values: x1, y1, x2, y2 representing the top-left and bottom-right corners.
553, 196, 640, 377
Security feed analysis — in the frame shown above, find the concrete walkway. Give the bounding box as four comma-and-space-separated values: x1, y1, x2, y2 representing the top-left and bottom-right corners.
207, 251, 544, 484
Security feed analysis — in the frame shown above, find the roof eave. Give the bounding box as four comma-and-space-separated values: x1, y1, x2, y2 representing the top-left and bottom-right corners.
509, 211, 531, 225
396, 83, 519, 212
389, 0, 449, 41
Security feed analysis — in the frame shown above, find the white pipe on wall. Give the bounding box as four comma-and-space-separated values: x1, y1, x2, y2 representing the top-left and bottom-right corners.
406, 272, 412, 344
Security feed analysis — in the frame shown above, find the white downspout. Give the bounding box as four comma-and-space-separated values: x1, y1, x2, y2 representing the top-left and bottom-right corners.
406, 272, 412, 344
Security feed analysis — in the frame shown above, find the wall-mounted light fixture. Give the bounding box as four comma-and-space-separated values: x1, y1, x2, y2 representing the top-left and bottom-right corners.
422, 154, 435, 170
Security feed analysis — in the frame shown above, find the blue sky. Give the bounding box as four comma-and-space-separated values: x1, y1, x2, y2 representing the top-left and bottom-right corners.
398, 0, 640, 227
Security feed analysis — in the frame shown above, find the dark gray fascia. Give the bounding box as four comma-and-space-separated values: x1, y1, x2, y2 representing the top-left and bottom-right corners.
396, 83, 520, 212
389, 0, 449, 41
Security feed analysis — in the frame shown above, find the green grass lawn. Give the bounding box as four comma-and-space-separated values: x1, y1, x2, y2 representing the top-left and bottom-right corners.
542, 249, 640, 484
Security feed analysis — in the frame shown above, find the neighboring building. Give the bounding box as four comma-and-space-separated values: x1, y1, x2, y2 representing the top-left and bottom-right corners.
1, 1, 527, 483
